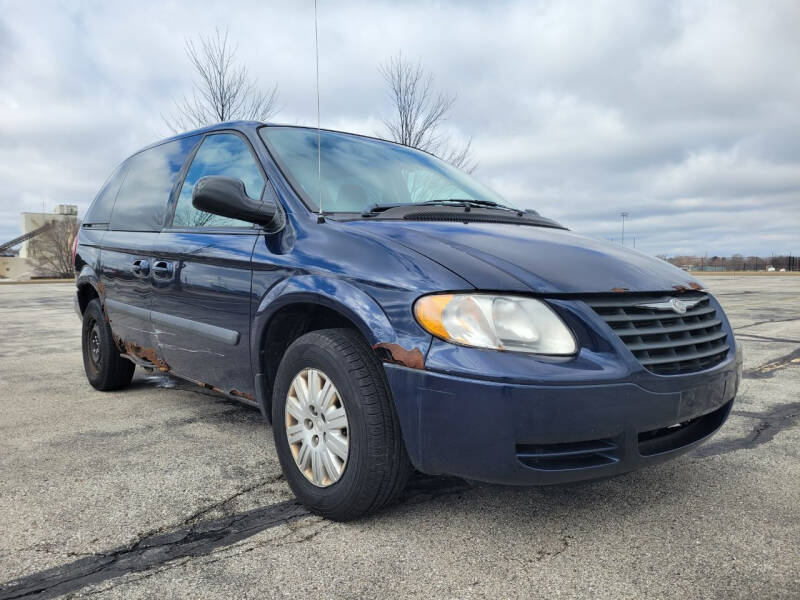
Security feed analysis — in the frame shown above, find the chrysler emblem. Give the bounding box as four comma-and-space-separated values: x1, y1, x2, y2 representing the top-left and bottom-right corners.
635, 297, 702, 314
669, 298, 688, 314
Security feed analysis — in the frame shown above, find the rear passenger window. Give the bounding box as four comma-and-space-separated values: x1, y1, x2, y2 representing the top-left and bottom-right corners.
84, 164, 126, 225
172, 133, 265, 228
109, 136, 200, 232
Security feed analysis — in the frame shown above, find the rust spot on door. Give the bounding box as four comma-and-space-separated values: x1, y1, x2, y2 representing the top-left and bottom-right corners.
373, 342, 425, 369
610, 287, 629, 293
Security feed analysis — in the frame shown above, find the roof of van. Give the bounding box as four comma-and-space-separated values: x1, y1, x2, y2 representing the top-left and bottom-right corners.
132, 121, 430, 161
138, 120, 263, 153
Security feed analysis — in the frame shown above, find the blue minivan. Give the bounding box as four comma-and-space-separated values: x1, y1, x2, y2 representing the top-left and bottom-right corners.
75, 121, 742, 520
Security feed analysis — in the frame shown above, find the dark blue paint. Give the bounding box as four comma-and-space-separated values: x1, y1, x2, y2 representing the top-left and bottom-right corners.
384, 359, 738, 483
75, 121, 739, 485
98, 230, 158, 351
343, 219, 705, 294
150, 230, 257, 392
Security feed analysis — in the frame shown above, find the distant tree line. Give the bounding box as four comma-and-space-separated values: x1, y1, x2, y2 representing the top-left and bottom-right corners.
659, 254, 799, 272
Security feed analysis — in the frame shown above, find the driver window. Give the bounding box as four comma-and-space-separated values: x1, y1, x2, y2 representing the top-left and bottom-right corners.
173, 133, 265, 227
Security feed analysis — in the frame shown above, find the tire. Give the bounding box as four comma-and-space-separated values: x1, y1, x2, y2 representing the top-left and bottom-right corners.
82, 298, 135, 391
272, 328, 412, 521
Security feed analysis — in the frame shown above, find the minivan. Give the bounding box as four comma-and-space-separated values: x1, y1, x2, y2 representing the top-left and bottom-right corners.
74, 121, 742, 520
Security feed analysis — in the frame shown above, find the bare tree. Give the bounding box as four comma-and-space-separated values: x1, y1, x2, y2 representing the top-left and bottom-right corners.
28, 218, 79, 278
380, 53, 476, 173
164, 28, 279, 133
439, 139, 475, 173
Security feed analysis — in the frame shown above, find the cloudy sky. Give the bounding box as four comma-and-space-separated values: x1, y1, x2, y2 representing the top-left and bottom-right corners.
1, 0, 798, 257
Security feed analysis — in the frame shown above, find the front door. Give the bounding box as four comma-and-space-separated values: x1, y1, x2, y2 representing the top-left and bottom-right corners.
150, 132, 268, 397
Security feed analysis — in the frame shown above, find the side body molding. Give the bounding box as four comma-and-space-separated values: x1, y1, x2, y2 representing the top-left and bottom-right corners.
105, 299, 240, 346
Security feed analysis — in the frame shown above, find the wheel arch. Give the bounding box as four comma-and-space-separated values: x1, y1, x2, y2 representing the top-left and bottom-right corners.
251, 276, 403, 422
75, 265, 104, 316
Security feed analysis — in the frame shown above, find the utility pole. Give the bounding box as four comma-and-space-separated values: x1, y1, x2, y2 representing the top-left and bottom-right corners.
620, 212, 629, 247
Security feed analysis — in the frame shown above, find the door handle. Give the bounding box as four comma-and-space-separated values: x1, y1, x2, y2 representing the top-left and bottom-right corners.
152, 260, 174, 279
132, 259, 150, 276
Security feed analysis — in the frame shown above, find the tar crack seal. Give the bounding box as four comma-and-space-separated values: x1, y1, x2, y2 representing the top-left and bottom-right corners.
0, 474, 470, 599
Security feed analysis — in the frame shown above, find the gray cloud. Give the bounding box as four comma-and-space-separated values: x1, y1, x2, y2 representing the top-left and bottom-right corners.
0, 0, 797, 257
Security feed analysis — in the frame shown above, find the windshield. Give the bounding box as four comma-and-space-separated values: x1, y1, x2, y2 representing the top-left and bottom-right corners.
259, 126, 514, 213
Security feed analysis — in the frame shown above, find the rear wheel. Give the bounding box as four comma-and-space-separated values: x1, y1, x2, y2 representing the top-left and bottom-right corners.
272, 328, 412, 521
82, 299, 135, 391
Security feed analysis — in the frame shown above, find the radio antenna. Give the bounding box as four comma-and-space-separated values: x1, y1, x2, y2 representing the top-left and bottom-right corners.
314, 0, 324, 223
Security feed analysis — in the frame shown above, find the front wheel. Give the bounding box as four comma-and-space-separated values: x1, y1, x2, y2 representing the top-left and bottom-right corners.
272, 328, 412, 521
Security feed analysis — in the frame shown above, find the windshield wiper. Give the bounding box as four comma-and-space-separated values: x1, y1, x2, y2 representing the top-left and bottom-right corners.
366, 199, 524, 215
365, 203, 410, 214
422, 198, 524, 214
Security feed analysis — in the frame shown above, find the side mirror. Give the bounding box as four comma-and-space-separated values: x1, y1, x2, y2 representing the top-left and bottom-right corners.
192, 176, 278, 227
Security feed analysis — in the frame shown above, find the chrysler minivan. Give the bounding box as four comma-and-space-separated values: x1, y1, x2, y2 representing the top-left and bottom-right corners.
74, 121, 742, 520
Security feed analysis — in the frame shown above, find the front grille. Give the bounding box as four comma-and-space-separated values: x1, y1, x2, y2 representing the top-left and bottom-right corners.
585, 292, 729, 375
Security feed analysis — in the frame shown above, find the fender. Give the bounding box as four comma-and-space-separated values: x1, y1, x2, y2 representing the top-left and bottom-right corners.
75, 264, 105, 318
253, 275, 396, 346
250, 274, 431, 420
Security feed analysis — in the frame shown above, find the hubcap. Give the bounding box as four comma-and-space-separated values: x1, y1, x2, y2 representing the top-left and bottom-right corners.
89, 323, 101, 366
284, 368, 349, 487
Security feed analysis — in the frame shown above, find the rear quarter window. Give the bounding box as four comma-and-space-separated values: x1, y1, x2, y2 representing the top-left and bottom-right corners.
109, 136, 200, 232
84, 164, 126, 225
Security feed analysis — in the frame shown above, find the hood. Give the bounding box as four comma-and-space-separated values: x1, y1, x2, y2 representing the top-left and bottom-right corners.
344, 220, 704, 294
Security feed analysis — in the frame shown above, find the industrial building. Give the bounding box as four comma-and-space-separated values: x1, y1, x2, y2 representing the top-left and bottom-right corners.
0, 205, 79, 279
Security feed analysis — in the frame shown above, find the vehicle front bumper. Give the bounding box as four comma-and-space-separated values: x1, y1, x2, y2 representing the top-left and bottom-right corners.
384, 348, 741, 485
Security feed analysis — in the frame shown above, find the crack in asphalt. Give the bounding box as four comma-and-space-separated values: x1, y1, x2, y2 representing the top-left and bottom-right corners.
0, 500, 308, 600
735, 333, 800, 344
532, 534, 572, 562
691, 401, 800, 458
733, 317, 799, 331
78, 518, 339, 598
0, 474, 468, 599
742, 347, 800, 379
688, 346, 800, 458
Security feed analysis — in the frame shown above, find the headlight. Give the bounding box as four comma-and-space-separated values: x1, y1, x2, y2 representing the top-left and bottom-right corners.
414, 293, 577, 355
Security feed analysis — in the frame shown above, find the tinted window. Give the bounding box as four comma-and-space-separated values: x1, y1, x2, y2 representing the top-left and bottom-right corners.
172, 133, 265, 228
84, 164, 125, 224
110, 136, 200, 232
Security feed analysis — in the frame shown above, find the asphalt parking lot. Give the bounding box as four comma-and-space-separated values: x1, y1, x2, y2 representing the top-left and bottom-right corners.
0, 277, 798, 599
